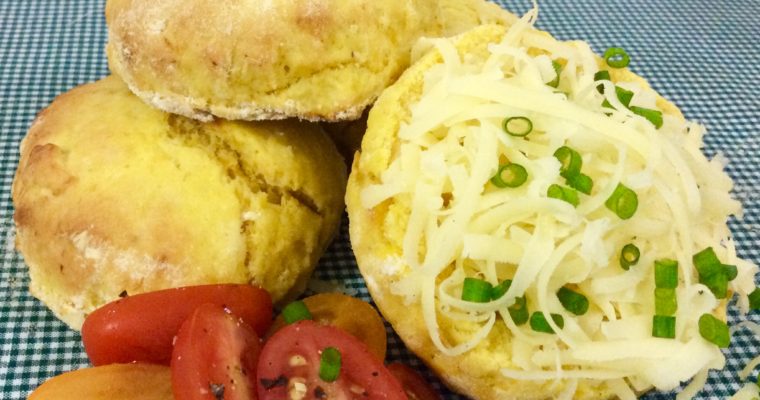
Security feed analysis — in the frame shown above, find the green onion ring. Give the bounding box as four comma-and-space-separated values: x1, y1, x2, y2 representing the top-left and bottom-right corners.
502, 116, 533, 137
604, 47, 630, 68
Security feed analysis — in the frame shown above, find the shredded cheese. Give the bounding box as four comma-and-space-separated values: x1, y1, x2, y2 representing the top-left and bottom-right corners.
360, 4, 758, 397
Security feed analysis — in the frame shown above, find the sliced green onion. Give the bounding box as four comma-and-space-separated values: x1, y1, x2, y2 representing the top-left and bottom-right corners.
567, 173, 593, 195
594, 70, 611, 93
508, 296, 529, 325
619, 243, 640, 270
604, 47, 630, 68
698, 313, 730, 348
602, 86, 634, 110
282, 300, 313, 324
530, 312, 564, 334
654, 259, 679, 289
654, 288, 677, 316
748, 288, 760, 310
605, 183, 638, 219
547, 60, 562, 88
547, 184, 580, 207
693, 247, 723, 277
462, 277, 493, 303
557, 287, 589, 316
652, 315, 676, 339
631, 106, 664, 129
491, 163, 528, 188
553, 146, 583, 179
700, 272, 728, 299
319, 347, 342, 382
491, 279, 512, 300
723, 264, 738, 281
502, 116, 533, 137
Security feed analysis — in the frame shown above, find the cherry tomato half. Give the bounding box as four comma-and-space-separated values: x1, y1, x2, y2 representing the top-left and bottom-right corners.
171, 303, 261, 400
81, 284, 272, 366
267, 292, 387, 360
387, 363, 442, 400
28, 363, 173, 400
257, 320, 406, 400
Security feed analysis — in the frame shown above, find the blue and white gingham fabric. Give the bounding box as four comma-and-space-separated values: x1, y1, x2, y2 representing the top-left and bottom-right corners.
0, 1, 758, 398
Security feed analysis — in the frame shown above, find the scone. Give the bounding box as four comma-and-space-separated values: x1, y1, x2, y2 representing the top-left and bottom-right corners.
347, 19, 756, 400
12, 75, 346, 330
104, 0, 515, 122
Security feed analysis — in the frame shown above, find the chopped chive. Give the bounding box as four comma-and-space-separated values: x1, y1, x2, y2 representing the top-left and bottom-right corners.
594, 70, 611, 93
654, 288, 677, 316
723, 264, 738, 281
508, 295, 529, 325
462, 277, 493, 303
631, 106, 664, 129
553, 146, 582, 179
604, 47, 630, 68
502, 116, 533, 137
547, 184, 580, 207
491, 163, 528, 188
602, 86, 635, 110
654, 259, 679, 289
319, 347, 342, 382
748, 288, 760, 309
567, 173, 593, 195
548, 60, 562, 88
491, 279, 512, 300
652, 315, 676, 339
693, 247, 723, 277
698, 313, 730, 348
619, 243, 640, 270
530, 312, 564, 334
605, 183, 638, 219
557, 287, 589, 316
700, 272, 728, 299
282, 300, 313, 324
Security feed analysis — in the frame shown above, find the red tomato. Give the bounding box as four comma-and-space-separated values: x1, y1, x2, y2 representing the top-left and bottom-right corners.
386, 363, 442, 400
81, 284, 272, 366
171, 303, 261, 400
257, 320, 406, 400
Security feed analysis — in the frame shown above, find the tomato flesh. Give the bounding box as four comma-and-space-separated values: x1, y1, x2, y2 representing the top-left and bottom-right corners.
387, 363, 442, 400
267, 292, 387, 360
171, 303, 261, 400
81, 284, 272, 366
257, 320, 406, 400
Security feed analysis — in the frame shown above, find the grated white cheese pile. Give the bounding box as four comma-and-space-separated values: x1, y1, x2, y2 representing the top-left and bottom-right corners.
360, 5, 758, 399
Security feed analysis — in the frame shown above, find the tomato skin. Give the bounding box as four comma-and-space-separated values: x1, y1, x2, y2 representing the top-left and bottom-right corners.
81, 284, 272, 366
171, 303, 261, 400
387, 363, 442, 400
28, 363, 173, 400
257, 320, 406, 400
267, 292, 387, 360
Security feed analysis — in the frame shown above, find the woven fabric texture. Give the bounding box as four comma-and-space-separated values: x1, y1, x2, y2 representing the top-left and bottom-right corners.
0, 0, 758, 398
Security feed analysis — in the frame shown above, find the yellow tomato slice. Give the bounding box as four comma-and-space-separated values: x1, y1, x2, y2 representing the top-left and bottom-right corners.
28, 363, 172, 400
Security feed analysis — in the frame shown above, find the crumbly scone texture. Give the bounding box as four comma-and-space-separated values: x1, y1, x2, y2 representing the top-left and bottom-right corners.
346, 24, 685, 399
12, 75, 346, 330
104, 0, 516, 122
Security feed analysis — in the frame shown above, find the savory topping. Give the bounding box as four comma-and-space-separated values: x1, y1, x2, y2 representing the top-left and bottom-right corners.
319, 347, 342, 382
529, 312, 564, 334
698, 314, 730, 348
490, 162, 528, 188
556, 287, 589, 316
461, 277, 494, 303
619, 243, 640, 270
283, 300, 313, 324
502, 116, 533, 137
603, 47, 630, 68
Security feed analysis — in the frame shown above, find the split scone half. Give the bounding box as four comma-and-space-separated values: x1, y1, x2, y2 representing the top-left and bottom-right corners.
346, 16, 757, 400
13, 76, 346, 330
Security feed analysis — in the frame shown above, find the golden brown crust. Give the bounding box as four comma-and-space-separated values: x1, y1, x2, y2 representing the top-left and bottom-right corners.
347, 24, 688, 399
13, 76, 346, 329
104, 0, 516, 122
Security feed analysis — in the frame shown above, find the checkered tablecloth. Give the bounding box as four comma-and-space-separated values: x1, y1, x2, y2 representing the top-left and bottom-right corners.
1, 1, 758, 398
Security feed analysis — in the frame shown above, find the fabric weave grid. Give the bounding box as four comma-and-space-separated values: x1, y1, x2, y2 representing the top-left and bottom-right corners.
1, 0, 758, 398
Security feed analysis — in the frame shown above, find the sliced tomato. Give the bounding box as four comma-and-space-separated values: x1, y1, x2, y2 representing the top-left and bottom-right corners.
28, 363, 173, 400
386, 363, 442, 400
81, 284, 272, 366
267, 292, 387, 360
171, 303, 261, 400
257, 320, 406, 400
